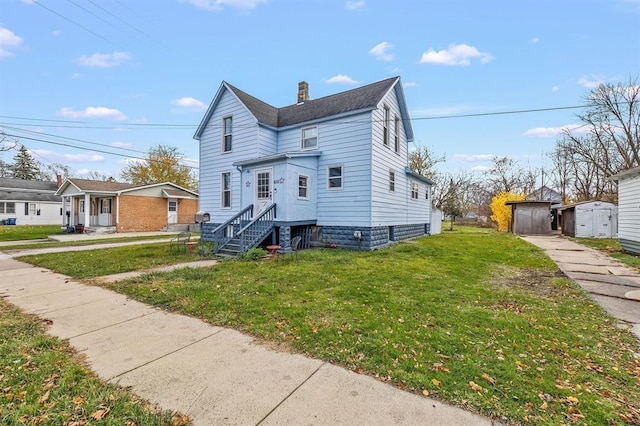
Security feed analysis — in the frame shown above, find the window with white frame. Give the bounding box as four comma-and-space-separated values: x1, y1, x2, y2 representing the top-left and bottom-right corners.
298, 174, 309, 199
383, 105, 390, 146
301, 126, 318, 150
425, 186, 429, 200
411, 183, 419, 199
389, 170, 395, 192
222, 116, 233, 152
100, 199, 112, 214
394, 116, 400, 153
26, 203, 37, 215
221, 172, 231, 208
327, 165, 343, 189
79, 200, 85, 214
168, 201, 177, 212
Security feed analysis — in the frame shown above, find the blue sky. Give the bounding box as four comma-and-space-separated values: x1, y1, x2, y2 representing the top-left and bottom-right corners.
1, 0, 639, 180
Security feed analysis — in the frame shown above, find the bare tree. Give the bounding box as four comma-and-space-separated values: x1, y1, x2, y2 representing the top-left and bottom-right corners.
408, 146, 446, 180
484, 156, 539, 195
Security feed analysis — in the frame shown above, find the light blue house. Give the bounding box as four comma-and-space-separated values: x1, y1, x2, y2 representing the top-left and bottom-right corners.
194, 76, 432, 256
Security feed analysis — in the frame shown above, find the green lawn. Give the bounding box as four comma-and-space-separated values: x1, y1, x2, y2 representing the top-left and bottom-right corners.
18, 242, 200, 278
0, 225, 63, 242
572, 237, 640, 271
0, 299, 186, 425
18, 228, 640, 424
2, 234, 183, 251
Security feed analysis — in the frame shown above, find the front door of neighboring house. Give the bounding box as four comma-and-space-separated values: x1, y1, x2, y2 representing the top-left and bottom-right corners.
168, 199, 178, 224
98, 198, 112, 226
254, 168, 272, 216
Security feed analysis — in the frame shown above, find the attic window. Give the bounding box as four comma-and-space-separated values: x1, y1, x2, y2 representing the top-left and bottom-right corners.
222, 116, 232, 152
383, 105, 390, 147
394, 116, 400, 153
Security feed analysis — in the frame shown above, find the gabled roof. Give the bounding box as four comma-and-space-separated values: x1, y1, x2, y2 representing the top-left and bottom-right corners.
56, 179, 198, 197
194, 77, 414, 140
609, 165, 640, 181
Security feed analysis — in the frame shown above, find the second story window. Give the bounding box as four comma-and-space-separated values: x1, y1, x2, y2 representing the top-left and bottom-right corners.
301, 126, 318, 150
223, 116, 232, 152
383, 105, 390, 147
327, 165, 343, 189
221, 172, 231, 208
411, 183, 419, 200
394, 116, 400, 153
389, 171, 395, 192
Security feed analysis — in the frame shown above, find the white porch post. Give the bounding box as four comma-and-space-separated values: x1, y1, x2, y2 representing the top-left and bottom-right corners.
84, 193, 90, 228
62, 197, 68, 227
69, 197, 75, 227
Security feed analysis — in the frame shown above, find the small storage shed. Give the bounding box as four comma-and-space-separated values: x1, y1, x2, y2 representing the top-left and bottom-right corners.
505, 200, 552, 235
558, 201, 618, 238
610, 166, 640, 254
430, 207, 443, 235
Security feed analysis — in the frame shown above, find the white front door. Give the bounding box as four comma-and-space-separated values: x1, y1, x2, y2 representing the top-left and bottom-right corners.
168, 199, 178, 224
254, 168, 272, 215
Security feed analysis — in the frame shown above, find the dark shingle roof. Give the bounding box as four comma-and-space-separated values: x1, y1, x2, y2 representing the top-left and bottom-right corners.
0, 190, 60, 202
67, 178, 139, 192
227, 77, 398, 128
0, 177, 58, 192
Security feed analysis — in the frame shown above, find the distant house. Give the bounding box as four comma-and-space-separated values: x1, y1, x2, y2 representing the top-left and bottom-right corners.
610, 166, 640, 254
527, 186, 563, 230
0, 177, 62, 225
55, 179, 198, 233
505, 200, 552, 235
558, 201, 617, 238
194, 77, 433, 255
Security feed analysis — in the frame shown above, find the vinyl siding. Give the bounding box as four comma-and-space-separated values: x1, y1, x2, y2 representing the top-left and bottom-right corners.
199, 88, 259, 222
312, 114, 373, 226
618, 174, 640, 251
371, 86, 428, 226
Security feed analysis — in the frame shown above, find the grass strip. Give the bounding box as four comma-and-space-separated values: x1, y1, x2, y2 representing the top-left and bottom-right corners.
0, 299, 187, 425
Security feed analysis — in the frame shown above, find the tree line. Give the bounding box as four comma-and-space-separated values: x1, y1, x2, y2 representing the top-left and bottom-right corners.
410, 76, 639, 223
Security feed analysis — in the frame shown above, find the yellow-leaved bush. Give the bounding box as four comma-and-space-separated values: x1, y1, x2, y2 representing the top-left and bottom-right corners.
490, 191, 525, 232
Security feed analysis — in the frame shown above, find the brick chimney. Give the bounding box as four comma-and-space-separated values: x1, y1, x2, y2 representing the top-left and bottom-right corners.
56, 174, 62, 188
297, 81, 309, 103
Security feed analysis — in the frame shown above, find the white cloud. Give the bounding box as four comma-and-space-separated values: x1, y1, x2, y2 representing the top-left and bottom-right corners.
76, 51, 132, 68
403, 81, 418, 88
181, 0, 267, 11
522, 124, 585, 138
52, 30, 63, 37
369, 41, 394, 61
325, 74, 361, 84
530, 37, 539, 44
111, 141, 132, 149
57, 106, 127, 121
419, 43, 493, 66
0, 26, 23, 58
171, 97, 207, 111
552, 85, 559, 92
72, 73, 81, 79
346, 1, 365, 10
471, 165, 491, 172
454, 153, 495, 162
578, 74, 605, 88
31, 149, 104, 163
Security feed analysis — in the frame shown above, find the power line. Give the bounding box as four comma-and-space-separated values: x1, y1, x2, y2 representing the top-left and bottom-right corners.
412, 104, 590, 121
2, 133, 199, 170
31, 0, 125, 49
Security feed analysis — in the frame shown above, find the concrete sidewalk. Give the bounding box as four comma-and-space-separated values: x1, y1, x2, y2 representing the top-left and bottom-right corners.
0, 256, 492, 425
522, 235, 640, 340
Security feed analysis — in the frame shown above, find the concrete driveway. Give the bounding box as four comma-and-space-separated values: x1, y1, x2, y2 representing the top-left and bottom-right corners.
522, 235, 640, 340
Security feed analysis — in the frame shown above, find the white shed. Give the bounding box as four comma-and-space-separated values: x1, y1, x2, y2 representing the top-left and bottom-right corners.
559, 201, 618, 238
611, 166, 640, 254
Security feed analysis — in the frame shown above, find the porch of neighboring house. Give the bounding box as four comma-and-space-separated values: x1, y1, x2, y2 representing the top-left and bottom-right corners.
62, 194, 116, 234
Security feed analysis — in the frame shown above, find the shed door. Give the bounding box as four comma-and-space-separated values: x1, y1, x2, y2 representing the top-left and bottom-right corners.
254, 168, 272, 216
593, 208, 612, 238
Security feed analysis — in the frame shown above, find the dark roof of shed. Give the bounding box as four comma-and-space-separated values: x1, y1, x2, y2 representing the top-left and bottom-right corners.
225, 77, 398, 128
0, 177, 58, 192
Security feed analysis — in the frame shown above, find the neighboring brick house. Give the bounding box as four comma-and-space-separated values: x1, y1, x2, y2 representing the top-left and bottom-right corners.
55, 179, 198, 233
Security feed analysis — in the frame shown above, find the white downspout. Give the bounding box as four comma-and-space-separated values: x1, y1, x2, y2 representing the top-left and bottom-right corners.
84, 193, 90, 229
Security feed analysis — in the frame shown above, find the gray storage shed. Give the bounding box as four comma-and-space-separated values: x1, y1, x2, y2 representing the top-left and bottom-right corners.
505, 200, 552, 235
558, 201, 618, 238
